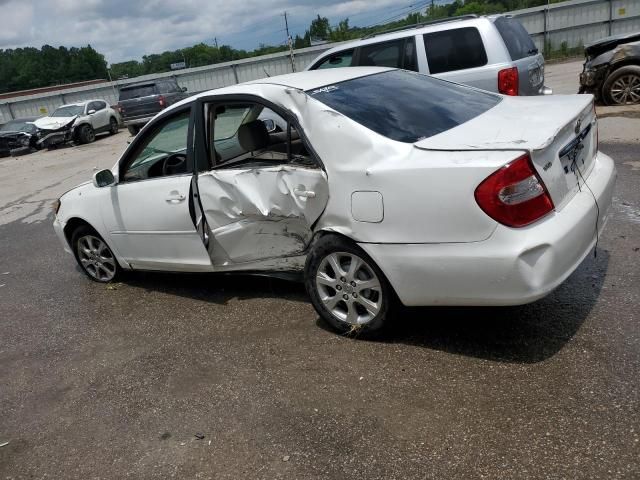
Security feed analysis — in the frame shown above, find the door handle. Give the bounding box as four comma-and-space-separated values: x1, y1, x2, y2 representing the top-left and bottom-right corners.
293, 188, 316, 198
165, 193, 186, 203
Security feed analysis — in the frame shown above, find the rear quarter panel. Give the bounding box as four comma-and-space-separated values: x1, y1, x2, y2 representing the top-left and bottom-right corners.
282, 89, 506, 244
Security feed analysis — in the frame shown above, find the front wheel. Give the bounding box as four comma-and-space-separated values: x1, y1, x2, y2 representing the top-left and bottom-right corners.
305, 234, 393, 335
603, 65, 640, 105
77, 124, 95, 144
109, 117, 119, 134
71, 226, 120, 283
127, 125, 139, 136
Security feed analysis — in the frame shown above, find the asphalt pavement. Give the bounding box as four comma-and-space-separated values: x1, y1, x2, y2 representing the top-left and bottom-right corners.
0, 70, 639, 479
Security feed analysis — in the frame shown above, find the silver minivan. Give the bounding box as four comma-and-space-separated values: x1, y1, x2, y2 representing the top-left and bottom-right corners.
306, 14, 551, 96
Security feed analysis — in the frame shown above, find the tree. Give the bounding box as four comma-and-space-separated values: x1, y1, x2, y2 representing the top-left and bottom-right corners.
329, 19, 351, 42
309, 15, 331, 42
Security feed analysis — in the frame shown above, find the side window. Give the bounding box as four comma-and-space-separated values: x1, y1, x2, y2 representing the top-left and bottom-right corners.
87, 102, 97, 113
313, 50, 354, 69
163, 81, 177, 93
423, 27, 488, 74
94, 101, 106, 111
403, 37, 418, 71
122, 111, 190, 182
209, 102, 315, 169
357, 39, 406, 68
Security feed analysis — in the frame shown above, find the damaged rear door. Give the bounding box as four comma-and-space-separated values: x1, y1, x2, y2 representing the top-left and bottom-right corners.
193, 98, 329, 268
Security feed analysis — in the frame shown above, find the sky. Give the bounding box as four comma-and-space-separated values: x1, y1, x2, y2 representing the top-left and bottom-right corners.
0, 0, 436, 65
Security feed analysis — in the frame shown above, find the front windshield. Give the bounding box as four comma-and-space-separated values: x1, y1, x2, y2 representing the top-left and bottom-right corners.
0, 121, 35, 132
52, 105, 84, 117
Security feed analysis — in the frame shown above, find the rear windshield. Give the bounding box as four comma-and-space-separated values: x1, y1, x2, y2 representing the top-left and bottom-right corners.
119, 84, 158, 100
494, 16, 538, 60
307, 70, 500, 143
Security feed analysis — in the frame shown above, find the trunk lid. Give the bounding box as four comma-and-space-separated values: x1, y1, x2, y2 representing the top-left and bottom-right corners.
415, 94, 597, 211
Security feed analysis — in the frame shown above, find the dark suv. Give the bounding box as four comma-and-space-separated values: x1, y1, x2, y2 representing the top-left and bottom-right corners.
117, 79, 189, 135
579, 32, 640, 105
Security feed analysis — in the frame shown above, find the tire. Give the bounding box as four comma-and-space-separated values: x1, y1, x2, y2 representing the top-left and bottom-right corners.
127, 125, 140, 136
109, 117, 119, 135
77, 124, 96, 144
304, 234, 393, 335
71, 226, 120, 283
602, 65, 640, 105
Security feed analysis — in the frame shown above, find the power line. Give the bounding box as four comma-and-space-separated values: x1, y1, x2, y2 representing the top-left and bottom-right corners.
361, 2, 431, 29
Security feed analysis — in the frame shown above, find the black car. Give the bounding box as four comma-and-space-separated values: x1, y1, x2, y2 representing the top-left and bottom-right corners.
0, 117, 40, 157
579, 32, 640, 105
117, 79, 188, 135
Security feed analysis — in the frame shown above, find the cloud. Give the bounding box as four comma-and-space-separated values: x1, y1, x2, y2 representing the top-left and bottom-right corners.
0, 0, 408, 63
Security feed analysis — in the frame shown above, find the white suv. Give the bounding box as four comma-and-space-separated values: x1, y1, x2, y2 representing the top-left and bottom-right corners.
33, 99, 119, 148
306, 14, 551, 96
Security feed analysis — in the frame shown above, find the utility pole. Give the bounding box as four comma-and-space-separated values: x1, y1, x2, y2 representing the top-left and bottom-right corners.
214, 37, 219, 49
283, 11, 296, 72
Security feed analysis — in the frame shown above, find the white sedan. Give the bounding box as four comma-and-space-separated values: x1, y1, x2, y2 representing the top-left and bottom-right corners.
53, 67, 616, 334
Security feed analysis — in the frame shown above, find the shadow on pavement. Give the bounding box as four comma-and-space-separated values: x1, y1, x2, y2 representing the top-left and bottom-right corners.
318, 248, 610, 364
118, 248, 609, 365
118, 269, 309, 305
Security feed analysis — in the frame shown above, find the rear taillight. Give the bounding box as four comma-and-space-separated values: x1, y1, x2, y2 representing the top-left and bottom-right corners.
117, 104, 124, 114
158, 95, 166, 107
498, 67, 519, 96
474, 154, 554, 228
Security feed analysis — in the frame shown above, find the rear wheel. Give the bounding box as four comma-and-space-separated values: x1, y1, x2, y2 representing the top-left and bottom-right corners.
109, 117, 119, 134
305, 234, 392, 335
603, 65, 640, 105
71, 226, 120, 283
77, 124, 95, 144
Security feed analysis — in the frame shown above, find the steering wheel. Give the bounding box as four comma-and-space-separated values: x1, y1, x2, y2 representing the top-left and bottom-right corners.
162, 153, 187, 176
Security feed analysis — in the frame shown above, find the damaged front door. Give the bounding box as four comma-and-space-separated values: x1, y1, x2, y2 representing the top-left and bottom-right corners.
195, 100, 329, 268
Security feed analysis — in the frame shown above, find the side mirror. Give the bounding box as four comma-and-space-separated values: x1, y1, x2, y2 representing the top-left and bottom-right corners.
261, 118, 276, 133
88, 109, 96, 115
181, 86, 187, 92
93, 169, 116, 188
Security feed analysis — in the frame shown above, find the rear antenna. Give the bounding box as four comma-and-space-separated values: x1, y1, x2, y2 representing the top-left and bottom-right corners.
263, 67, 271, 78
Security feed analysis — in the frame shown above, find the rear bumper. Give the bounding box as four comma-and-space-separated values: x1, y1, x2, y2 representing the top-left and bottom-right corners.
359, 152, 617, 306
123, 115, 156, 127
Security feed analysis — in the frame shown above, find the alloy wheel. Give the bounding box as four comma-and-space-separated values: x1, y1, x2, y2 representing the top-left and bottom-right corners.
315, 252, 383, 326
77, 235, 117, 281
609, 74, 640, 104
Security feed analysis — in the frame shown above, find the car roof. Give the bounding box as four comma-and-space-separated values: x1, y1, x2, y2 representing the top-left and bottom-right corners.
58, 99, 104, 108
120, 81, 159, 89
244, 66, 391, 91
314, 16, 493, 59
162, 67, 391, 116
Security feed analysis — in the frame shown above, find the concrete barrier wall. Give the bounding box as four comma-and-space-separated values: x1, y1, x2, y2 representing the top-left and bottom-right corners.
1, 0, 638, 122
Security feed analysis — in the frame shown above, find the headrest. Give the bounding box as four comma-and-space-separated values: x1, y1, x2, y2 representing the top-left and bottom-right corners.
238, 120, 269, 152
